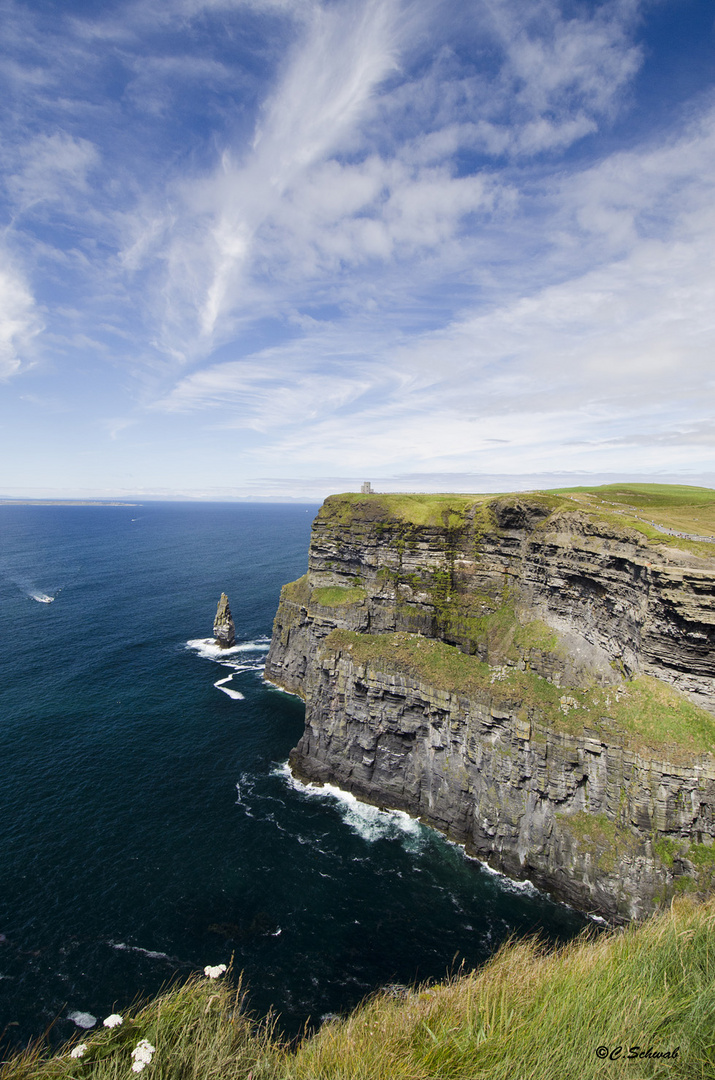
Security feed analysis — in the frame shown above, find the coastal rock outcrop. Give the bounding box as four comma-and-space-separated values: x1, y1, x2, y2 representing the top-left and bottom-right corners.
213, 592, 235, 649
266, 492, 715, 921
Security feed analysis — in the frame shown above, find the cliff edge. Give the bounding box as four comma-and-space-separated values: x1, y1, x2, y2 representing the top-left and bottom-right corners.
266, 485, 715, 921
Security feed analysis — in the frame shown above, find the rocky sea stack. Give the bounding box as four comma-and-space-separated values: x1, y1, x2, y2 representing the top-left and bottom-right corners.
266, 485, 715, 922
213, 592, 236, 649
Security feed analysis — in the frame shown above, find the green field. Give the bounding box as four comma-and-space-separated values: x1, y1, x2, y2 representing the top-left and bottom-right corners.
549, 483, 715, 552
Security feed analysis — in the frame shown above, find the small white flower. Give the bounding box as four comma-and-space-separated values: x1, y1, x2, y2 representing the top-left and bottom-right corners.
203, 963, 227, 979
70, 1043, 88, 1059
103, 1013, 123, 1028
129, 1038, 155, 1073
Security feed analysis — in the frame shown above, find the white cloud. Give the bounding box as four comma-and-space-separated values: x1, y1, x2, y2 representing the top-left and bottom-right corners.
116, 0, 651, 370
474, 0, 643, 155
6, 132, 99, 211
141, 0, 402, 358
1, 0, 713, 497
148, 93, 715, 481
0, 252, 43, 378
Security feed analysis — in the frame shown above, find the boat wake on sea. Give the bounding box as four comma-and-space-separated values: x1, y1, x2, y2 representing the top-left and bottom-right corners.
185, 637, 270, 699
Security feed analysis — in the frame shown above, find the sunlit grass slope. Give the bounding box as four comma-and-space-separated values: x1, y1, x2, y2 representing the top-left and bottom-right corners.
4, 896, 715, 1080
549, 483, 715, 553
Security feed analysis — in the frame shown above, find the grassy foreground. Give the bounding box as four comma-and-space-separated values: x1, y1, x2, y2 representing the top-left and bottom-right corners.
4, 897, 715, 1080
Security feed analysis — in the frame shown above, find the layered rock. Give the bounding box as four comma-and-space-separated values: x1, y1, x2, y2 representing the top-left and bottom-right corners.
213, 592, 235, 649
266, 493, 715, 920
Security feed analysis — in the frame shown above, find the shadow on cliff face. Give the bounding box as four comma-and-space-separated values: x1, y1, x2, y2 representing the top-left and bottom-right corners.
489, 498, 552, 530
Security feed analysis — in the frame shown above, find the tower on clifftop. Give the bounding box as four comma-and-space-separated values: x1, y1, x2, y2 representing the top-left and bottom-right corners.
361, 481, 373, 494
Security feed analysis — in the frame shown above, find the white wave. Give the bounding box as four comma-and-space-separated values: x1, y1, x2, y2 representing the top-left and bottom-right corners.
261, 676, 300, 697
234, 773, 255, 806
274, 762, 424, 846
233, 639, 270, 653
111, 942, 171, 960
186, 637, 269, 661
214, 681, 245, 700
186, 637, 244, 660
467, 853, 541, 897
68, 1011, 97, 1029
187, 637, 270, 698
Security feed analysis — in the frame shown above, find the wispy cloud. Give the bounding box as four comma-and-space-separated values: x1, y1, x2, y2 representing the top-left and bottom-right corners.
0, 0, 713, 496
0, 250, 42, 378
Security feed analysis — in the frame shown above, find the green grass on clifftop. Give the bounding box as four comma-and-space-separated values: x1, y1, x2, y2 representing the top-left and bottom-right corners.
325, 630, 715, 757
5, 897, 715, 1080
548, 483, 715, 553
319, 492, 494, 528
318, 484, 715, 555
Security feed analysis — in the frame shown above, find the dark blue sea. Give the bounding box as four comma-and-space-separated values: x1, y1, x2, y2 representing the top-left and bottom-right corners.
0, 502, 590, 1052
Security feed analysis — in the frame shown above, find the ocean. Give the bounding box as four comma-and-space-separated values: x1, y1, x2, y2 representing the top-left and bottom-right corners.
0, 502, 590, 1051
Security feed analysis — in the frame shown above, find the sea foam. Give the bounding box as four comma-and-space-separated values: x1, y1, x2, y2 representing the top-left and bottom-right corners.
186, 637, 269, 698
110, 942, 171, 960
275, 762, 424, 847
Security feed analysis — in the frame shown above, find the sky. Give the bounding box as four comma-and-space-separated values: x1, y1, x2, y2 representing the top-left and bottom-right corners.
0, 0, 714, 501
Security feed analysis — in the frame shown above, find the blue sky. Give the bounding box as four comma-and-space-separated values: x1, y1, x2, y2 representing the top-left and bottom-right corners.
1, 0, 714, 500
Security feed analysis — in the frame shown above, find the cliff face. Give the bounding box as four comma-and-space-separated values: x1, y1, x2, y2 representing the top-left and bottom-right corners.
266, 492, 715, 920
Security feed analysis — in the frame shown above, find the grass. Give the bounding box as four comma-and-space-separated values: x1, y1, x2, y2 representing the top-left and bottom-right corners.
6, 896, 715, 1080
653, 839, 715, 896
552, 483, 715, 509
316, 484, 715, 557
548, 483, 715, 555
324, 630, 715, 757
0, 972, 281, 1080
278, 577, 367, 610
318, 492, 494, 528
280, 574, 311, 606
312, 585, 367, 607
556, 812, 640, 875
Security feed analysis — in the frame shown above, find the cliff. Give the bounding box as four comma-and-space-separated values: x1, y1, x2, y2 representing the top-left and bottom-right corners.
265, 486, 715, 921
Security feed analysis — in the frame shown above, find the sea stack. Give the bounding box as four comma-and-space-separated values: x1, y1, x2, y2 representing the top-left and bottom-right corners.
213, 592, 235, 649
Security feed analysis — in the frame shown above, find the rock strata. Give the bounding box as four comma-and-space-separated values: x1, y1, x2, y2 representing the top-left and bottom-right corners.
213, 592, 235, 649
266, 493, 715, 920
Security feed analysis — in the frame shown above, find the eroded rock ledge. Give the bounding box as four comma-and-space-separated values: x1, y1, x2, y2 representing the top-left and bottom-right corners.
266, 491, 715, 921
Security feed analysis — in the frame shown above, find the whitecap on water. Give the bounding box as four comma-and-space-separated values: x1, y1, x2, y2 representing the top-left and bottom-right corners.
459, 847, 549, 900
274, 762, 424, 848
110, 942, 171, 960
186, 637, 269, 661
214, 676, 245, 700
186, 637, 269, 698
68, 1011, 97, 1029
